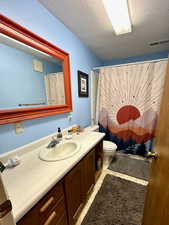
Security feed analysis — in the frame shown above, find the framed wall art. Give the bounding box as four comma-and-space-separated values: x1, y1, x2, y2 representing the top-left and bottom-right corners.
78, 70, 89, 97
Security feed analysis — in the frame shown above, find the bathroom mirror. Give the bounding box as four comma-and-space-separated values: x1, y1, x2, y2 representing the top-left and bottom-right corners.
0, 15, 72, 125
1, 35, 66, 108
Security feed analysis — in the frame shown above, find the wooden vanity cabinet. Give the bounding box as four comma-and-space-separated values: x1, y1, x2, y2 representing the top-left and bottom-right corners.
17, 140, 103, 225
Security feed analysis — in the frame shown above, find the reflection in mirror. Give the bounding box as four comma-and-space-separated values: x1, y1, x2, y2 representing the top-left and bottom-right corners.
0, 34, 65, 110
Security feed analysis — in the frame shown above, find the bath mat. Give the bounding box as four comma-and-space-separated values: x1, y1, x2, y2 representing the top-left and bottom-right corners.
108, 153, 150, 181
81, 174, 146, 225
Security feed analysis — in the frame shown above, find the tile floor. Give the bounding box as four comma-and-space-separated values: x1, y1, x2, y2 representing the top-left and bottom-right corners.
76, 161, 148, 225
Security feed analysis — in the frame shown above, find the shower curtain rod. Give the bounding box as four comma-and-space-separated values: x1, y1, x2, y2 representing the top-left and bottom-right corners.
93, 57, 168, 70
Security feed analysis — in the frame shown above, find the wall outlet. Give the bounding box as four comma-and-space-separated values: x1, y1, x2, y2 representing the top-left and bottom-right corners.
14, 122, 24, 134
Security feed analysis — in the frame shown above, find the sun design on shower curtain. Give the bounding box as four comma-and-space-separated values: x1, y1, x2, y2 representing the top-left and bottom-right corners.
99, 60, 168, 156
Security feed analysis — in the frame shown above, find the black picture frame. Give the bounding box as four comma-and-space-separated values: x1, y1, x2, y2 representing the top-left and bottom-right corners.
78, 70, 89, 97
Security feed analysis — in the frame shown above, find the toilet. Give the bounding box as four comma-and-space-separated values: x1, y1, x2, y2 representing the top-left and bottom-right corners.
103, 141, 117, 168
87, 125, 117, 168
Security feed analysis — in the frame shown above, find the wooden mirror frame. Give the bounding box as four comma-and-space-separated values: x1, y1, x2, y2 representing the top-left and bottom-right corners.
0, 14, 72, 125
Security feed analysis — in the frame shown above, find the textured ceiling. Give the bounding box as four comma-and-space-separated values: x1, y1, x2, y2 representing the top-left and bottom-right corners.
39, 0, 169, 61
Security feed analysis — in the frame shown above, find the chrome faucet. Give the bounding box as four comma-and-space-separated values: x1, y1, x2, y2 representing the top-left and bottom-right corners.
46, 136, 60, 149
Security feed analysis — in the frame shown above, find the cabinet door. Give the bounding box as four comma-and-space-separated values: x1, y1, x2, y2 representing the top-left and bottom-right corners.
95, 140, 103, 181
64, 162, 83, 225
83, 149, 95, 200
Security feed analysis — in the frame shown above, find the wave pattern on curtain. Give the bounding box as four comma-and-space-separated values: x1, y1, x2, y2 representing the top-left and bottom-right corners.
98, 60, 168, 156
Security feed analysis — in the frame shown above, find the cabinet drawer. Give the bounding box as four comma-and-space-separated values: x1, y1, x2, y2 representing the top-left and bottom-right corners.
41, 198, 66, 225
38, 181, 64, 219
17, 181, 65, 225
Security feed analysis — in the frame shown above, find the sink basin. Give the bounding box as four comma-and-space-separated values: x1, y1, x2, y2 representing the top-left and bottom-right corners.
39, 141, 80, 161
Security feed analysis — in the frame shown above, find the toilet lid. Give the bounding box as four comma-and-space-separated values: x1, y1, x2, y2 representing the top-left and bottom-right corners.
103, 141, 117, 151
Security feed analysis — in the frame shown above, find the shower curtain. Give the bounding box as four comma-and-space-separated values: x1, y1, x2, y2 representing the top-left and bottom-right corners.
98, 60, 168, 156
91, 71, 99, 125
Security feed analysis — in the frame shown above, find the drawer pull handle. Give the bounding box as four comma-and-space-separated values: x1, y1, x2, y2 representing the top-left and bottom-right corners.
40, 197, 54, 213
43, 211, 56, 225
73, 203, 83, 220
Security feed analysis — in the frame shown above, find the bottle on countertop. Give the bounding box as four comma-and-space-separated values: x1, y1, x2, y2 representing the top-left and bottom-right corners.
65, 129, 73, 140
57, 127, 63, 141
0, 161, 6, 172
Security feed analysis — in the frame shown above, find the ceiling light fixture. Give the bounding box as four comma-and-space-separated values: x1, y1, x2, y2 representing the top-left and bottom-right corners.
102, 0, 132, 35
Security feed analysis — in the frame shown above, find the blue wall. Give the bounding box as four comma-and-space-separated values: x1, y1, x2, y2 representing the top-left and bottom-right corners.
0, 43, 62, 109
103, 50, 169, 66
0, 0, 102, 154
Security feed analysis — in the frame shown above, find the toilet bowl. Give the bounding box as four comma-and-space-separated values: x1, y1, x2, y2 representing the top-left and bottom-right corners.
103, 141, 117, 168
87, 125, 117, 168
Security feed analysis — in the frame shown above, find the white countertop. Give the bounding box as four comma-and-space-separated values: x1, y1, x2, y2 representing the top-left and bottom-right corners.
1, 131, 105, 222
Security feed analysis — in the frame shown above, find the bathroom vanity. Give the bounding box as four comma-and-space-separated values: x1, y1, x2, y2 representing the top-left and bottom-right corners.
1, 131, 104, 225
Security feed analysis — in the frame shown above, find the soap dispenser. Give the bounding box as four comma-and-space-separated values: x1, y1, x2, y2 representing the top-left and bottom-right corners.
57, 127, 63, 141
0, 161, 6, 173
